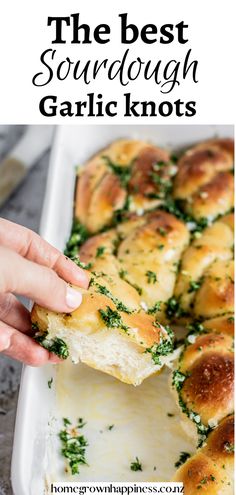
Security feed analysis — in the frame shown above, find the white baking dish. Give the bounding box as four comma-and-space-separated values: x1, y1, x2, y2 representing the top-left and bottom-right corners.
11, 124, 234, 495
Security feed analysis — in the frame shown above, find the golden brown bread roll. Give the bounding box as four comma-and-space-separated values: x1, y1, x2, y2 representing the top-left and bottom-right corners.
173, 138, 234, 221
185, 172, 234, 221
172, 329, 234, 440
173, 415, 234, 494
174, 215, 234, 319
179, 333, 234, 425
75, 140, 147, 232
75, 139, 177, 232
194, 259, 234, 319
202, 314, 234, 336
78, 209, 190, 323
32, 270, 175, 386
117, 210, 189, 321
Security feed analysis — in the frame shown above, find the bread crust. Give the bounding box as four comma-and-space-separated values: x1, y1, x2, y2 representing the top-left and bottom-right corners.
173, 138, 234, 221
173, 416, 234, 493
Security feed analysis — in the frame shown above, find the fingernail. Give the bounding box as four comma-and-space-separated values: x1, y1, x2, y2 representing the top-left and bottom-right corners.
75, 270, 90, 289
66, 287, 83, 309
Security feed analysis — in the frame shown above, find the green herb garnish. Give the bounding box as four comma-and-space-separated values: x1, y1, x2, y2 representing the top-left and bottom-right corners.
172, 369, 211, 447
64, 219, 89, 258
119, 269, 128, 279
188, 277, 203, 293
158, 227, 167, 236
34, 332, 69, 359
172, 370, 187, 392
128, 282, 143, 295
130, 457, 143, 472
165, 297, 187, 319
147, 301, 162, 315
59, 418, 88, 475
197, 475, 216, 489
175, 451, 191, 468
146, 270, 157, 284
71, 256, 92, 270
150, 173, 172, 198
99, 306, 128, 332
63, 417, 72, 427
48, 378, 53, 389
186, 321, 205, 334
146, 327, 174, 365
102, 156, 132, 188
77, 418, 86, 428
95, 283, 132, 314
96, 246, 106, 258
110, 195, 131, 227
49, 338, 69, 359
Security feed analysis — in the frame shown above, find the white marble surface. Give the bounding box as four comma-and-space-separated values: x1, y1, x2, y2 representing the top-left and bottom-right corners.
0, 126, 51, 495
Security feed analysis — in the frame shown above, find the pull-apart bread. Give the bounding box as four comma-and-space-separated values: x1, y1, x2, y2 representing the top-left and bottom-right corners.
31, 137, 234, 491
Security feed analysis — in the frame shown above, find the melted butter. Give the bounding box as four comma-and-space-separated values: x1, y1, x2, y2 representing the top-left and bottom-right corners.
46, 362, 194, 482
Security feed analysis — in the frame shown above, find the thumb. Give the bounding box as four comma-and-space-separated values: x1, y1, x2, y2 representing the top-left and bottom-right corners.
0, 246, 83, 313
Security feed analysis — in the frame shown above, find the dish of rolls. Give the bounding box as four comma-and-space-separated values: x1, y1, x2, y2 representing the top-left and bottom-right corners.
32, 136, 234, 493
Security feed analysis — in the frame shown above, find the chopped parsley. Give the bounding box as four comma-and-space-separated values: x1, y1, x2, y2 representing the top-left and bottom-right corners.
227, 316, 234, 323
115, 301, 132, 313
172, 369, 211, 447
158, 227, 167, 236
63, 417, 72, 427
171, 154, 178, 163
64, 219, 89, 258
146, 328, 174, 365
146, 270, 157, 284
130, 457, 143, 472
34, 331, 69, 359
77, 418, 86, 428
110, 195, 131, 227
197, 475, 216, 489
59, 418, 88, 475
128, 282, 142, 296
107, 425, 114, 431
188, 277, 204, 293
48, 378, 53, 389
95, 283, 132, 314
71, 256, 92, 270
99, 306, 128, 332
186, 321, 205, 334
175, 451, 191, 468
159, 198, 209, 235
165, 297, 187, 320
147, 301, 162, 315
96, 246, 106, 258
172, 370, 187, 392
119, 269, 128, 279
102, 156, 132, 188
150, 172, 172, 198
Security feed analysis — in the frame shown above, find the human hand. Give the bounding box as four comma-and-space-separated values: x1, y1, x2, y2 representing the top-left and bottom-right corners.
0, 218, 89, 366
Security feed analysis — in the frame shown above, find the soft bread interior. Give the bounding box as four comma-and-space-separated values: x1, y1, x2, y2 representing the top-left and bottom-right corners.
32, 305, 177, 386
